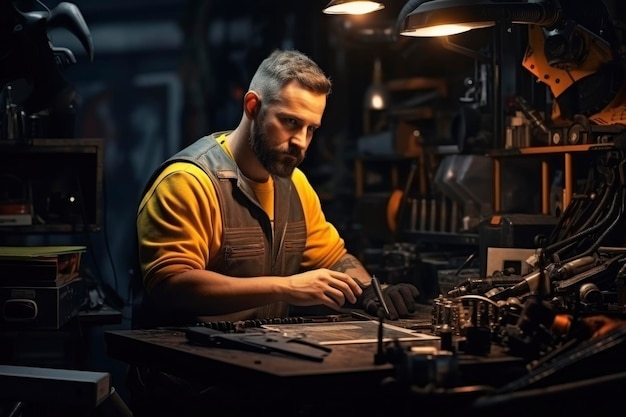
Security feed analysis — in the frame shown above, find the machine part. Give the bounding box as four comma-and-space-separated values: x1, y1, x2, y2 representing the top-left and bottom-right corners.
521, 0, 625, 123
432, 296, 464, 335
568, 121, 626, 144
566, 121, 585, 144
371, 275, 391, 318
523, 23, 613, 100
185, 326, 332, 362
515, 96, 549, 145
553, 253, 626, 294
488, 255, 600, 301
566, 115, 591, 144
553, 255, 597, 280
384, 341, 461, 388
496, 326, 626, 394
32, 2, 94, 61
52, 46, 77, 70
433, 295, 500, 356
578, 282, 603, 304
543, 18, 588, 71
487, 269, 550, 301
439, 324, 454, 352
0, 2, 93, 116
447, 276, 528, 298
550, 128, 563, 145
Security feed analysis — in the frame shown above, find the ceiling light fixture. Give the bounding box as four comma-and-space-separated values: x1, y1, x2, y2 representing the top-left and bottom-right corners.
323, 0, 385, 15
400, 0, 562, 37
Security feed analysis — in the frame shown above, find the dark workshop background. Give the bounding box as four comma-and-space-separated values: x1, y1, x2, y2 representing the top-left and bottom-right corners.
2, 0, 625, 403
47, 0, 480, 311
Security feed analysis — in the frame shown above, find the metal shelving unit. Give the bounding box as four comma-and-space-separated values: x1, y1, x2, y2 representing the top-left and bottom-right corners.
0, 138, 104, 233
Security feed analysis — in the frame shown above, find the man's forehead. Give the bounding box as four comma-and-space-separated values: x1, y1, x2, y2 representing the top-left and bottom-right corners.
270, 83, 326, 122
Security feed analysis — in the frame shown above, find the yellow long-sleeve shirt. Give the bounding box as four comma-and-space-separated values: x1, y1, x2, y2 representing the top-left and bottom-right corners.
137, 138, 347, 294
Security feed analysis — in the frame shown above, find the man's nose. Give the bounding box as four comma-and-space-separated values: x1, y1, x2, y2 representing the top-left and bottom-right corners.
291, 128, 309, 149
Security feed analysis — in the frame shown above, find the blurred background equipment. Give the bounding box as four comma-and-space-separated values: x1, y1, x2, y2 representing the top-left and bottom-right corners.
0, 1, 94, 140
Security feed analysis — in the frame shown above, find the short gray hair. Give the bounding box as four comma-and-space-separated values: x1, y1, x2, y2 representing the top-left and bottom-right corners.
249, 49, 332, 103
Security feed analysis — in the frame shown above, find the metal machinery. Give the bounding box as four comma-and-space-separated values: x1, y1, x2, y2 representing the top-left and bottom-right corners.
367, 1, 626, 413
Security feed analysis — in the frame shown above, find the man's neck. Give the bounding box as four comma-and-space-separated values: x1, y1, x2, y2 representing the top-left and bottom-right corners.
226, 125, 269, 182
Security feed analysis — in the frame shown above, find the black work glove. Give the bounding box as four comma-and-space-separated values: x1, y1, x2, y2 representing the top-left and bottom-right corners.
361, 282, 420, 320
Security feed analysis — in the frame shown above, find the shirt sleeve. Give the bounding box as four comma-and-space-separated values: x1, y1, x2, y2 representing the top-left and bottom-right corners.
136, 162, 222, 294
291, 169, 348, 270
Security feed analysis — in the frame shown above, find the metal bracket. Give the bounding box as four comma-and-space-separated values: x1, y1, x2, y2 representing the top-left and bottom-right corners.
185, 326, 332, 362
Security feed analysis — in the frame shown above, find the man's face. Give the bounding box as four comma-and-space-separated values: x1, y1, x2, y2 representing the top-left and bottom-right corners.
250, 80, 326, 178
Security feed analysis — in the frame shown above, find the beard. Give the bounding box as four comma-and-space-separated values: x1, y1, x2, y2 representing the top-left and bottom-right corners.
249, 120, 305, 178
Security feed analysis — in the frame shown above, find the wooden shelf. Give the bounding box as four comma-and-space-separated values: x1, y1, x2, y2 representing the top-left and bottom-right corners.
489, 143, 616, 214
489, 143, 615, 157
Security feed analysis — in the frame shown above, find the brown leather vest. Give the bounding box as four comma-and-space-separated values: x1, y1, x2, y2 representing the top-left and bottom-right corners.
143, 133, 306, 321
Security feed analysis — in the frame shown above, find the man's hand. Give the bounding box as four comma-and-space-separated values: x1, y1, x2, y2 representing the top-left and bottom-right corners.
286, 269, 363, 310
361, 282, 420, 320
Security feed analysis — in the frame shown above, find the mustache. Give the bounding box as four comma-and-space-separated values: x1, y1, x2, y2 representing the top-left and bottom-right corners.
287, 145, 304, 159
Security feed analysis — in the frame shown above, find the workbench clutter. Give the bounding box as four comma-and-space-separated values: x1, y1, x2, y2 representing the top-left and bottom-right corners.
0, 246, 87, 329
106, 298, 626, 416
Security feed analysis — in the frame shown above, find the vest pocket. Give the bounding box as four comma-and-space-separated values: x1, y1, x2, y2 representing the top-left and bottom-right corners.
283, 221, 306, 253
283, 239, 306, 252
221, 243, 266, 274
223, 243, 265, 260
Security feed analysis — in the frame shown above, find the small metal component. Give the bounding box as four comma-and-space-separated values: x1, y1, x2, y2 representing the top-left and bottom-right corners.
440, 324, 454, 352
578, 282, 602, 304
371, 275, 390, 318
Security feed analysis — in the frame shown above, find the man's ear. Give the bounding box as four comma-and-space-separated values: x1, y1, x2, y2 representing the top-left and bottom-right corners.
243, 91, 261, 119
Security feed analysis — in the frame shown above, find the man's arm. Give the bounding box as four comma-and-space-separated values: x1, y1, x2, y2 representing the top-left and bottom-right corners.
147, 265, 364, 321
332, 253, 421, 320
330, 253, 372, 287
